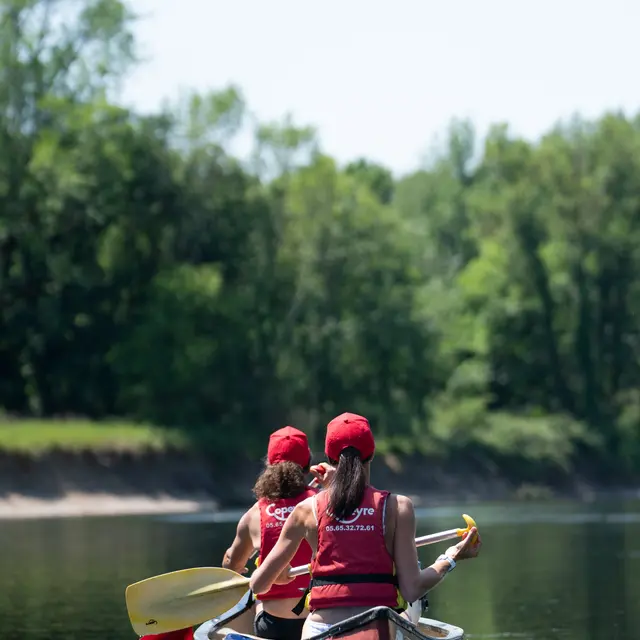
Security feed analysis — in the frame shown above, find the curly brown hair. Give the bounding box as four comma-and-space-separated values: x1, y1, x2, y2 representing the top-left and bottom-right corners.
253, 460, 309, 500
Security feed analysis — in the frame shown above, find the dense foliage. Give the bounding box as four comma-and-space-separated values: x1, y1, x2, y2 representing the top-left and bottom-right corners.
2, 0, 640, 475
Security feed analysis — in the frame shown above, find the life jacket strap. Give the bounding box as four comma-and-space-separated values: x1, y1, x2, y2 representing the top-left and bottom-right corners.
291, 574, 398, 616
311, 574, 398, 586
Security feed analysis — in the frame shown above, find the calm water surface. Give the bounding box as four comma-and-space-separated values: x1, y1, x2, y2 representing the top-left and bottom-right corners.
1, 498, 639, 640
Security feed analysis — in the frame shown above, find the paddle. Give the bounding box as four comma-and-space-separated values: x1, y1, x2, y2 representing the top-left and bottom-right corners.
126, 514, 476, 636
137, 480, 321, 640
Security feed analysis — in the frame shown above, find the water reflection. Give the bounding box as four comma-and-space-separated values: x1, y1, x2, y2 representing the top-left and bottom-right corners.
0, 499, 638, 640
422, 499, 640, 640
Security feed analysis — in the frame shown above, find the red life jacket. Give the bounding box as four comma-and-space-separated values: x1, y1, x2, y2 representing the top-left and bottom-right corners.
308, 486, 401, 610
257, 488, 316, 601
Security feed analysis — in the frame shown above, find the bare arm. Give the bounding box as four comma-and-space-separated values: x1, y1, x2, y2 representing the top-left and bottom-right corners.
393, 495, 459, 603
222, 507, 256, 574
249, 502, 309, 595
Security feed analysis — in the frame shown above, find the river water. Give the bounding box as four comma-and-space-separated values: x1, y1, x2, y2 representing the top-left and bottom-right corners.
1, 498, 639, 640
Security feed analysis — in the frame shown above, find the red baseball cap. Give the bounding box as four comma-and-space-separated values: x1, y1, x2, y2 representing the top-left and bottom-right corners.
325, 412, 375, 461
267, 426, 311, 468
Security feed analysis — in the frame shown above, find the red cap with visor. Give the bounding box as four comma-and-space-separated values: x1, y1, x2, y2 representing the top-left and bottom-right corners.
325, 412, 375, 461
267, 426, 311, 468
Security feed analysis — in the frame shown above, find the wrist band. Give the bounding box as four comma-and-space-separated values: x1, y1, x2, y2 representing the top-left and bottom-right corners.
436, 554, 456, 573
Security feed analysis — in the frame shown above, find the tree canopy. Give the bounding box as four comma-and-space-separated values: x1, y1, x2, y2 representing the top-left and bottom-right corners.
2, 0, 640, 476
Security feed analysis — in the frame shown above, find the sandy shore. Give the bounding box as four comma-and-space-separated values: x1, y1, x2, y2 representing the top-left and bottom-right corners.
2, 449, 637, 521
0, 492, 217, 520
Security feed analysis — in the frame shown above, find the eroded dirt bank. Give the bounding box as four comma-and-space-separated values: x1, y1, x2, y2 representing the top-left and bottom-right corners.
1, 449, 638, 519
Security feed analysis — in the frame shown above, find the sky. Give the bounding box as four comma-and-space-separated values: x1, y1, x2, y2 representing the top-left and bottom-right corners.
120, 0, 640, 175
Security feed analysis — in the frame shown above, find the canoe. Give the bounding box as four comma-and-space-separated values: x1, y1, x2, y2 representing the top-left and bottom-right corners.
193, 592, 464, 640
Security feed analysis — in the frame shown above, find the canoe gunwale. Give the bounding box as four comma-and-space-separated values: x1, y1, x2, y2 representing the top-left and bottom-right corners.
198, 602, 463, 640
304, 606, 462, 640
206, 590, 255, 635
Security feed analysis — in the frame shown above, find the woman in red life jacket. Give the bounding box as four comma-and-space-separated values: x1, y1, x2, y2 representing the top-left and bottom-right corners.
250, 412, 482, 639
222, 426, 319, 640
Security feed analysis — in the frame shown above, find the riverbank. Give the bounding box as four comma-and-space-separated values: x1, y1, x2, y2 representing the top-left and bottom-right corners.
2, 417, 639, 519
0, 419, 213, 518
2, 445, 639, 519
0, 493, 213, 519
0, 446, 223, 519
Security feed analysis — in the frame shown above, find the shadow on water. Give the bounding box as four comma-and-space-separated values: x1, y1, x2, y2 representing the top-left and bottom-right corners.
0, 498, 638, 640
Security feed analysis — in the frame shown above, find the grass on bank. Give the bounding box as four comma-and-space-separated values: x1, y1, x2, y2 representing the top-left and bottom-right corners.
0, 412, 617, 475
0, 417, 190, 454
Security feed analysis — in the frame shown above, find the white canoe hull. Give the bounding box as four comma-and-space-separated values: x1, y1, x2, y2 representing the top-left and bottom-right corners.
194, 600, 464, 640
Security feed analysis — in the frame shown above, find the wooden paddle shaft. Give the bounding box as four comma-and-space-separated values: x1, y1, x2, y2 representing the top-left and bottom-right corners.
287, 527, 462, 578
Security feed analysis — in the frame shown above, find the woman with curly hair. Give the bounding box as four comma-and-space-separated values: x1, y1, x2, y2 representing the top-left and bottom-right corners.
223, 426, 319, 640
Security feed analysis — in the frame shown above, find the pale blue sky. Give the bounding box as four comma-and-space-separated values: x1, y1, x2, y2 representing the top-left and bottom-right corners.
121, 0, 640, 175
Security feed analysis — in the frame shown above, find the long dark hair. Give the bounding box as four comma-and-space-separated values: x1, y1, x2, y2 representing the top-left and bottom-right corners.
253, 460, 309, 501
327, 447, 368, 520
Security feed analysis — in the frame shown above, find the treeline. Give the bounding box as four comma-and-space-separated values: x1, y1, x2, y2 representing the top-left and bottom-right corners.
1, 0, 640, 474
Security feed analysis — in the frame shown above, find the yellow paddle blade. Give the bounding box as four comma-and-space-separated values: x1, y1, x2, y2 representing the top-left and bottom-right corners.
125, 567, 250, 636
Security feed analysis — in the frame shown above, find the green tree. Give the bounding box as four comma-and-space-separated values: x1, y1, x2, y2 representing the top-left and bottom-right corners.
1, 0, 640, 476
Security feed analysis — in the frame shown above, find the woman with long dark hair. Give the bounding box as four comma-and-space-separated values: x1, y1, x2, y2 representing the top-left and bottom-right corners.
250, 413, 482, 639
223, 426, 319, 640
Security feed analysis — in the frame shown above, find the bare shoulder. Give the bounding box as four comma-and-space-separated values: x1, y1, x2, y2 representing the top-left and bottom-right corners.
247, 501, 261, 518
292, 495, 316, 526
238, 502, 260, 530
298, 494, 316, 508
394, 494, 415, 518
384, 493, 414, 535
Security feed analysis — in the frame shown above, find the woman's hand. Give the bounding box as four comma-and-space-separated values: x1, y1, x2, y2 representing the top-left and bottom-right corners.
445, 527, 482, 561
310, 463, 336, 488
273, 564, 295, 585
